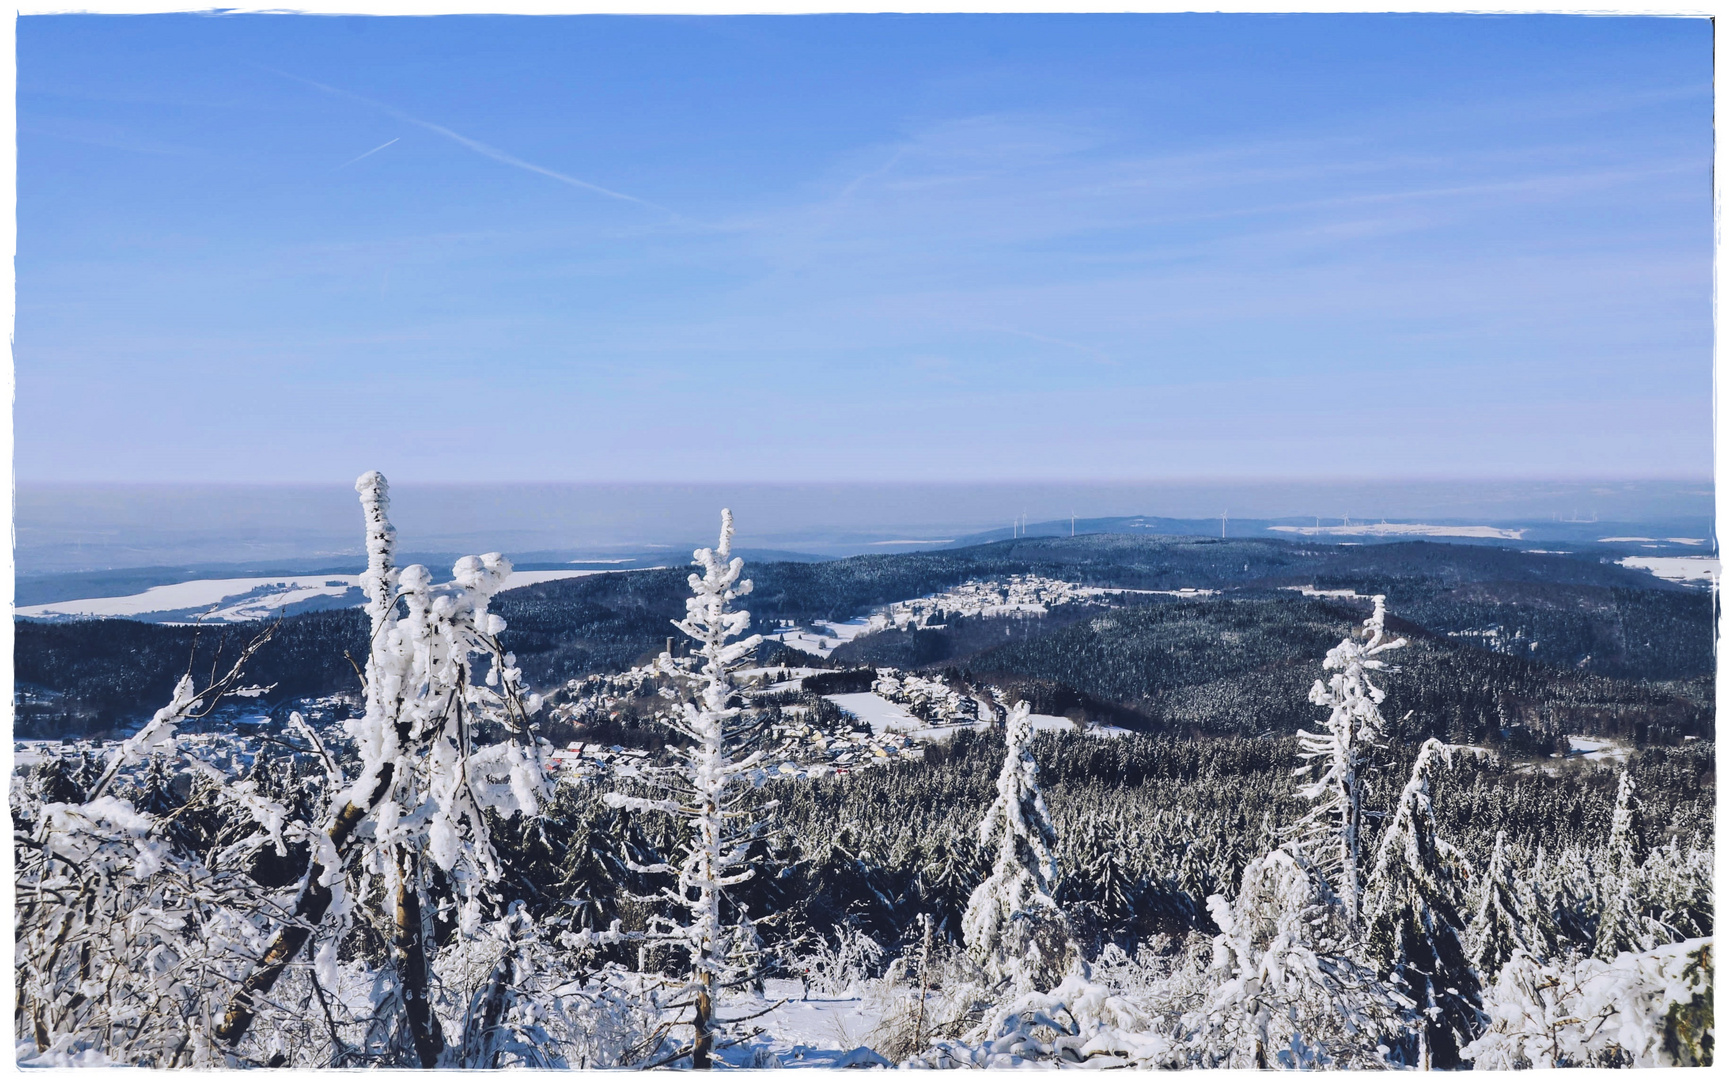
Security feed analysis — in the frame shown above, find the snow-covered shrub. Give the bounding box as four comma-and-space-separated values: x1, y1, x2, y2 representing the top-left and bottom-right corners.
1178, 848, 1405, 1069
17, 471, 569, 1070
1464, 938, 1714, 1067
215, 471, 553, 1066
16, 632, 289, 1067
907, 970, 1169, 1068
801, 923, 888, 996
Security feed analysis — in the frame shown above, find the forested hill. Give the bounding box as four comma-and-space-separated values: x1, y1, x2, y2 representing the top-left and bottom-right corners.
15, 533, 1714, 743
733, 532, 1688, 622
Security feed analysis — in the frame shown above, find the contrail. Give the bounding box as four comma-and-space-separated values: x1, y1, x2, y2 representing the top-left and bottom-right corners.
263, 66, 675, 216
333, 136, 399, 171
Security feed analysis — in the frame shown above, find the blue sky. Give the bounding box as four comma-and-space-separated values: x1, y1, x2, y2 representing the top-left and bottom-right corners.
16, 14, 1713, 483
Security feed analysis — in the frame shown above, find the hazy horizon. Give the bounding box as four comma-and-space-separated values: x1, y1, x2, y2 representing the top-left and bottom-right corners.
16, 476, 1714, 576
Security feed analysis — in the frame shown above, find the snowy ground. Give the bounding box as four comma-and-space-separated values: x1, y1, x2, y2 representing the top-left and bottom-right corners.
766, 618, 880, 659
825, 692, 1127, 743
1617, 556, 1718, 587
15, 568, 618, 624
824, 693, 927, 735
1281, 585, 1372, 600
1565, 735, 1630, 764
710, 981, 890, 1069
736, 666, 828, 693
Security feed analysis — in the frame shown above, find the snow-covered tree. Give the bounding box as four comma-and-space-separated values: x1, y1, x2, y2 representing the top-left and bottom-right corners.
1183, 848, 1404, 1068
218, 471, 552, 1066
605, 509, 772, 1069
963, 700, 1072, 992
1060, 816, 1139, 927
1289, 594, 1405, 935
1467, 830, 1531, 980
1593, 767, 1649, 961
1361, 737, 1481, 1068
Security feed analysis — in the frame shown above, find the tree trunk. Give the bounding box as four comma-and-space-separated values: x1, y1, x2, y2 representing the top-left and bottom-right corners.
393, 851, 446, 1068
692, 972, 714, 1070
216, 764, 393, 1048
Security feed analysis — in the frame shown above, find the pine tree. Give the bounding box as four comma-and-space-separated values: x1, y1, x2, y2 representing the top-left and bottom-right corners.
918, 838, 983, 940
1290, 595, 1406, 935
605, 509, 770, 1069
963, 700, 1071, 991
1362, 738, 1481, 1069
1190, 848, 1402, 1068
1593, 768, 1649, 961
1078, 819, 1138, 925
1467, 830, 1530, 980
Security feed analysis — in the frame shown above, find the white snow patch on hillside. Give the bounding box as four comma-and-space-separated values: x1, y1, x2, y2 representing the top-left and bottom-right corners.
497, 569, 615, 589
1269, 523, 1525, 539
825, 693, 924, 735
1566, 736, 1630, 763
770, 617, 879, 658
1027, 712, 1084, 734
16, 576, 364, 622
1282, 585, 1372, 599
16, 568, 622, 623
1618, 556, 1718, 586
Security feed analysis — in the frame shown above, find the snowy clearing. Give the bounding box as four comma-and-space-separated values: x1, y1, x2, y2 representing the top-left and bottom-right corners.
1617, 556, 1718, 586
15, 575, 365, 622
1566, 735, 1631, 764
824, 692, 926, 735
1269, 523, 1525, 539
767, 617, 879, 659
15, 568, 618, 623
712, 982, 890, 1068
1281, 585, 1372, 599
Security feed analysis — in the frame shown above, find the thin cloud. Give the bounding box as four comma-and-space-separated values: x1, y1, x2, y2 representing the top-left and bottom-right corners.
333, 136, 398, 171
262, 66, 676, 217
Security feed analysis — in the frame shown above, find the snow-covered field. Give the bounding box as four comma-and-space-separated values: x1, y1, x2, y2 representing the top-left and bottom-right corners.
824, 692, 926, 735
15, 568, 617, 623
1281, 585, 1372, 599
1269, 522, 1525, 539
1566, 735, 1630, 764
1617, 556, 1718, 586
767, 617, 881, 659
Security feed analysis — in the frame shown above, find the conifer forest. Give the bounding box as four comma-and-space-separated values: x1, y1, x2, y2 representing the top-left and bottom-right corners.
12, 473, 1715, 1069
